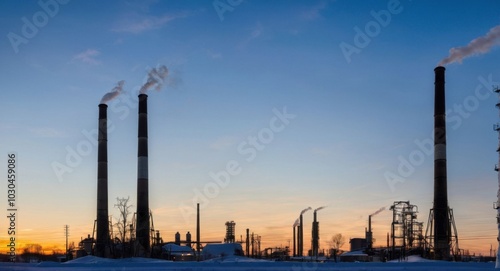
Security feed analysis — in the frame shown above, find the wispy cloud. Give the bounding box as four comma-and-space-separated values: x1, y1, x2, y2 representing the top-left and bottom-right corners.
239, 22, 263, 48
205, 48, 222, 59
114, 38, 124, 45
300, 1, 330, 20
250, 22, 263, 39
124, 0, 159, 12
112, 12, 189, 34
73, 49, 100, 65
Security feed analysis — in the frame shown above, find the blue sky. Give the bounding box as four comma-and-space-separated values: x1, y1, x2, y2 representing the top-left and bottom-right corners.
1, 0, 500, 254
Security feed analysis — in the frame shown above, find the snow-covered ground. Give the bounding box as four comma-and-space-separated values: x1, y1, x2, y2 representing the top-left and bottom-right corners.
0, 255, 495, 270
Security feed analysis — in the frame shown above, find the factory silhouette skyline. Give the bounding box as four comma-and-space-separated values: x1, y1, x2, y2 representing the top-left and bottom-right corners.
83, 64, 472, 261
67, 22, 500, 263
3, 9, 500, 262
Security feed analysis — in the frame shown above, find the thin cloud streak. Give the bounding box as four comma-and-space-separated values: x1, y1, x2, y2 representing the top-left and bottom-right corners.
300, 1, 330, 20
73, 49, 100, 65
238, 22, 264, 48
112, 12, 189, 34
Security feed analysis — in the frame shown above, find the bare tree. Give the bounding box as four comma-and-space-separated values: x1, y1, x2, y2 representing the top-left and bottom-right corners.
329, 233, 346, 262
68, 241, 75, 251
23, 243, 43, 254
22, 243, 43, 262
114, 196, 133, 243
52, 248, 63, 256
330, 233, 346, 250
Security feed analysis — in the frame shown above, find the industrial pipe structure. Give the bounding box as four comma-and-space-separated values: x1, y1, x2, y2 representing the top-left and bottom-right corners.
298, 207, 311, 257
433, 66, 450, 260
367, 215, 373, 250
136, 94, 150, 256
95, 104, 109, 257
292, 218, 299, 257
298, 223, 301, 256
246, 228, 250, 257
311, 211, 319, 258
311, 206, 326, 258
297, 222, 301, 256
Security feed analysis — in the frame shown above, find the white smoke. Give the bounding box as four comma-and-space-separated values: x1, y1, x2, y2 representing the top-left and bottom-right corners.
314, 206, 327, 212
293, 218, 300, 227
100, 80, 125, 104
140, 65, 169, 94
370, 207, 386, 217
300, 207, 312, 216
439, 25, 500, 66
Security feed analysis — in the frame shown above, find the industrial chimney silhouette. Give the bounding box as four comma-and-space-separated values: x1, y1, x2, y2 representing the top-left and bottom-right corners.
433, 66, 450, 260
136, 94, 150, 256
299, 214, 303, 256
297, 207, 311, 257
96, 104, 109, 257
311, 210, 319, 258
366, 215, 373, 250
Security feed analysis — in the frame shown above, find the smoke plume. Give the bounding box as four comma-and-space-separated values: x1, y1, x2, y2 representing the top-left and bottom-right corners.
293, 218, 300, 227
314, 206, 327, 212
139, 65, 169, 94
438, 25, 500, 66
100, 80, 125, 104
300, 207, 312, 215
370, 207, 385, 217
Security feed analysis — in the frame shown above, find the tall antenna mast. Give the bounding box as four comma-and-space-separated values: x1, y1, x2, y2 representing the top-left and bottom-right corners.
493, 85, 500, 268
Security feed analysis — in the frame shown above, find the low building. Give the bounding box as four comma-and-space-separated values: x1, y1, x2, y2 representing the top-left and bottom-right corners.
162, 243, 195, 261
349, 238, 367, 252
202, 243, 244, 260
340, 250, 369, 262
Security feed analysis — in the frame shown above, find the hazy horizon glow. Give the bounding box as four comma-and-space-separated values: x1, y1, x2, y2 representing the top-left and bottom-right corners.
1, 0, 500, 257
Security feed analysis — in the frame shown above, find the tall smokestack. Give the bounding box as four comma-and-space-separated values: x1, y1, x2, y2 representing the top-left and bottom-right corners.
311, 210, 319, 258
96, 104, 109, 257
298, 207, 311, 257
366, 215, 373, 250
136, 94, 150, 256
433, 66, 450, 260
297, 224, 301, 257
196, 203, 200, 261
292, 218, 299, 257
369, 215, 371, 235
299, 214, 303, 256
311, 206, 324, 258
246, 228, 250, 257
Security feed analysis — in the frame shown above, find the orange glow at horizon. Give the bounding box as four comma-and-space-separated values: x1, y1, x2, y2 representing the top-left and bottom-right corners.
0, 222, 496, 257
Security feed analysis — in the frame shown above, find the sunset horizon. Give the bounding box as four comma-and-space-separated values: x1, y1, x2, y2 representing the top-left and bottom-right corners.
1, 0, 500, 266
